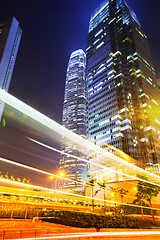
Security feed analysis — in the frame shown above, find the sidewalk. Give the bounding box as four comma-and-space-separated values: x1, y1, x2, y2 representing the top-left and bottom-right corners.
0, 219, 160, 239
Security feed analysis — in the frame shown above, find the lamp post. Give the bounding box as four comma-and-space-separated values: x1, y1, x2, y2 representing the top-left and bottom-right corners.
50, 171, 65, 190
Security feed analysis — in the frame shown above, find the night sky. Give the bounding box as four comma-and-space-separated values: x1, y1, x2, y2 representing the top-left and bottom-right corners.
0, 0, 160, 122
0, 0, 160, 181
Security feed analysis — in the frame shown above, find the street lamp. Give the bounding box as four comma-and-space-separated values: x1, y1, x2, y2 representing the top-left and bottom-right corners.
50, 170, 66, 190
59, 172, 64, 177
57, 170, 66, 189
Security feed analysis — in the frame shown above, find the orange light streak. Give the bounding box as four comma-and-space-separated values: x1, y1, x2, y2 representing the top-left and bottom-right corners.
0, 177, 160, 212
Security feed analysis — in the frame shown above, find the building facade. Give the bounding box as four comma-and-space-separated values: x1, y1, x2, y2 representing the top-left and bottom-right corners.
86, 0, 160, 173
60, 49, 87, 188
0, 17, 22, 121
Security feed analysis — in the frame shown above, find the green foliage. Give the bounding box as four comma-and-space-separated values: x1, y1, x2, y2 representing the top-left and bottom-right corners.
5, 172, 9, 179
95, 180, 106, 196
110, 187, 128, 199
118, 188, 128, 198
124, 203, 151, 215
41, 209, 160, 229
0, 172, 30, 184
109, 187, 128, 214
110, 186, 119, 194
136, 181, 160, 220
88, 175, 96, 211
88, 175, 96, 187
98, 180, 107, 189
136, 181, 160, 203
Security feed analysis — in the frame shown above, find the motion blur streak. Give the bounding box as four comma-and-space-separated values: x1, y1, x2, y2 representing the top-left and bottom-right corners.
0, 140, 59, 165
0, 156, 55, 177
0, 154, 158, 201
12, 230, 160, 239
0, 158, 143, 202
0, 156, 151, 202
28, 138, 160, 188
0, 89, 160, 183
0, 157, 78, 184
0, 173, 159, 212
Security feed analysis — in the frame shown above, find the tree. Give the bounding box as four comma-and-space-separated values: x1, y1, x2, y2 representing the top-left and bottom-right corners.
17, 177, 30, 184
5, 172, 9, 179
17, 178, 22, 182
110, 187, 119, 214
133, 192, 145, 218
22, 178, 27, 183
10, 174, 15, 181
95, 180, 107, 208
117, 188, 128, 214
136, 181, 160, 221
26, 179, 30, 184
88, 176, 96, 212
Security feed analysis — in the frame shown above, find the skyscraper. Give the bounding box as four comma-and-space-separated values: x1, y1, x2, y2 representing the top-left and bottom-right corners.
0, 17, 22, 121
86, 0, 160, 173
60, 49, 87, 188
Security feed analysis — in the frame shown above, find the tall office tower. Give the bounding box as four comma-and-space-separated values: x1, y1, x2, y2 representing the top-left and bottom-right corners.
86, 0, 160, 173
60, 49, 87, 189
0, 17, 22, 121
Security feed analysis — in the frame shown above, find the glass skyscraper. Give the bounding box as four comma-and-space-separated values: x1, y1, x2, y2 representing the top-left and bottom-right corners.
60, 49, 87, 188
0, 17, 22, 121
86, 0, 160, 173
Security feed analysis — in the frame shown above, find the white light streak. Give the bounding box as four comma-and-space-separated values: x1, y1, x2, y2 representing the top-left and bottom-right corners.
0, 157, 148, 202
152, 99, 158, 105
0, 175, 159, 212
0, 157, 76, 184
12, 231, 160, 240
27, 138, 160, 188
0, 90, 160, 186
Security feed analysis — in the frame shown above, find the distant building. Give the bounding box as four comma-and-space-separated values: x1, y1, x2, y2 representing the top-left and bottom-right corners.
60, 49, 87, 189
86, 0, 160, 174
0, 17, 22, 121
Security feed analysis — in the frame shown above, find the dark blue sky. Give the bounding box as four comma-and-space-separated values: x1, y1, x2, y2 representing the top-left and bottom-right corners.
0, 0, 160, 122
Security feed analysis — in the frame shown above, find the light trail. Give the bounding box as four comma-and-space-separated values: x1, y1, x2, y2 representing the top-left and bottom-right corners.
0, 89, 160, 185
0, 90, 160, 210
0, 156, 140, 202
0, 155, 133, 199
144, 141, 160, 161
12, 230, 160, 240
0, 176, 160, 212
27, 138, 160, 189
0, 157, 78, 184
0, 140, 59, 166
0, 155, 159, 203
